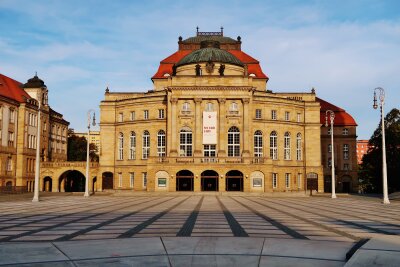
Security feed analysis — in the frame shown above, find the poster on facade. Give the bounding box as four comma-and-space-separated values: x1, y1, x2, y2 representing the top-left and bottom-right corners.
203, 111, 217, 144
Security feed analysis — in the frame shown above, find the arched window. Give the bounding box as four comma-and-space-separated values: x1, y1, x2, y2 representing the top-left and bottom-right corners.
342, 128, 349, 135
206, 102, 214, 112
296, 133, 302, 160
142, 131, 150, 159
284, 132, 291, 160
157, 130, 166, 157
129, 132, 136, 159
118, 133, 124, 160
228, 126, 240, 157
254, 130, 263, 157
179, 127, 192, 157
270, 131, 277, 160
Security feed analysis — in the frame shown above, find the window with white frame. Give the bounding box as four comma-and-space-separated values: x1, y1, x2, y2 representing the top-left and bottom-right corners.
285, 173, 290, 188
206, 102, 214, 111
130, 111, 135, 121
130, 172, 134, 188
142, 172, 147, 187
118, 173, 122, 188
144, 110, 149, 120
270, 131, 278, 159
284, 132, 291, 160
285, 111, 290, 121
129, 131, 136, 159
157, 130, 166, 157
118, 133, 124, 160
254, 130, 263, 157
272, 173, 278, 188
344, 163, 349, 170
118, 113, 123, 122
158, 109, 165, 119
142, 130, 150, 159
255, 109, 262, 119
271, 110, 277, 120
297, 113, 301, 122
297, 173, 302, 189
296, 133, 302, 160
9, 109, 15, 123
228, 126, 240, 157
230, 102, 238, 113
328, 157, 332, 167
343, 144, 349, 160
8, 132, 14, 147
179, 128, 192, 156
343, 128, 349, 135
6, 157, 12, 171
253, 178, 262, 187
158, 178, 167, 187
204, 144, 216, 157
182, 102, 190, 112
328, 144, 332, 153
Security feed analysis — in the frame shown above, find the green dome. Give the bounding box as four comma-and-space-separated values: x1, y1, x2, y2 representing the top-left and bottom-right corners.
176, 47, 244, 67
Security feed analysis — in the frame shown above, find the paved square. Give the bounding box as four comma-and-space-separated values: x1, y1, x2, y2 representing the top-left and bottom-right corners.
0, 194, 399, 242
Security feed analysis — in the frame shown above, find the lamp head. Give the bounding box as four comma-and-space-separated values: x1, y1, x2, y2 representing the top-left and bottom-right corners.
92, 113, 96, 126
325, 114, 328, 127
373, 91, 378, 109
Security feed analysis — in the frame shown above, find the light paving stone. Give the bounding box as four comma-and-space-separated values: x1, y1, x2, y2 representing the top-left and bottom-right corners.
73, 255, 170, 267
169, 255, 260, 267
345, 250, 400, 267
260, 256, 344, 267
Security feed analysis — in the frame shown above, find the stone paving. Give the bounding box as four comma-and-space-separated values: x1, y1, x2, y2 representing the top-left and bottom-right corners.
0, 193, 399, 266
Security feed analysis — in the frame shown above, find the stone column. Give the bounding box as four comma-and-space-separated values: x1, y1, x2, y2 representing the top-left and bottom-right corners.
170, 98, 178, 157
218, 98, 226, 157
194, 98, 202, 157
242, 98, 250, 157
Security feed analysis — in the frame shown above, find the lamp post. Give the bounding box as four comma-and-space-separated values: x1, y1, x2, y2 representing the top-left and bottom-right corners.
325, 110, 337, 199
373, 87, 390, 204
84, 110, 96, 197
32, 94, 42, 202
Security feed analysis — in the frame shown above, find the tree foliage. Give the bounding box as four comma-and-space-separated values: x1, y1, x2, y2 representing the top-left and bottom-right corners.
67, 132, 99, 162
359, 108, 400, 193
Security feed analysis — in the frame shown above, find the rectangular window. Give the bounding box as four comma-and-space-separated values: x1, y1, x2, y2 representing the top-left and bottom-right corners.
8, 132, 14, 147
344, 163, 349, 170
328, 158, 332, 167
297, 113, 301, 123
343, 144, 349, 160
130, 111, 135, 121
158, 109, 165, 119
9, 109, 15, 123
255, 109, 262, 119
272, 173, 278, 188
297, 173, 302, 189
130, 172, 134, 188
143, 172, 147, 188
203, 144, 216, 157
6, 157, 12, 171
118, 173, 122, 188
144, 110, 149, 120
253, 178, 262, 187
328, 144, 332, 153
271, 110, 277, 120
285, 173, 290, 188
285, 111, 290, 121
118, 113, 123, 122
158, 178, 167, 187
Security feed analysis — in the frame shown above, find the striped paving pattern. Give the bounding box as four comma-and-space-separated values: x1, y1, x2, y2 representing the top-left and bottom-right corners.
0, 195, 399, 242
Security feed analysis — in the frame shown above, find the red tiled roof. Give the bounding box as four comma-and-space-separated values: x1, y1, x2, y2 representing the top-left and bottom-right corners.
152, 49, 268, 79
317, 97, 357, 126
0, 73, 30, 103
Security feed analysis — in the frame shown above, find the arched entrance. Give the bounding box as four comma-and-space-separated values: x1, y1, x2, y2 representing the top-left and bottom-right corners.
176, 170, 193, 191
102, 172, 114, 190
5, 181, 12, 189
226, 170, 243, 191
201, 170, 219, 191
43, 176, 52, 192
92, 177, 97, 192
59, 170, 86, 192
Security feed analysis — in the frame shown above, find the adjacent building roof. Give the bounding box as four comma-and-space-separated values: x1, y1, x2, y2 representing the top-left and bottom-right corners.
317, 97, 357, 126
0, 73, 31, 103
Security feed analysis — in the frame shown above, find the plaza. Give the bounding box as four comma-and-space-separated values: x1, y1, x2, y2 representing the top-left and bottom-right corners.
0, 193, 399, 266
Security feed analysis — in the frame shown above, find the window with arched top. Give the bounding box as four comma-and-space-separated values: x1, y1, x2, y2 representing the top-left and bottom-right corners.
284, 132, 291, 160
228, 126, 240, 157
157, 130, 166, 157
118, 133, 124, 160
270, 131, 277, 160
296, 133, 302, 160
254, 130, 263, 157
129, 132, 136, 159
180, 127, 192, 157
142, 131, 150, 159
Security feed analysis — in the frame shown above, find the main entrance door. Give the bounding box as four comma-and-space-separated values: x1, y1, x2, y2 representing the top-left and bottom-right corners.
102, 172, 114, 190
176, 170, 194, 191
226, 170, 243, 191
201, 170, 219, 191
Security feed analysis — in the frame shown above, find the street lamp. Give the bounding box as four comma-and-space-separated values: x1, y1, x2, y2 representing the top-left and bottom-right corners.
325, 110, 337, 199
32, 94, 42, 202
84, 110, 96, 197
373, 87, 390, 204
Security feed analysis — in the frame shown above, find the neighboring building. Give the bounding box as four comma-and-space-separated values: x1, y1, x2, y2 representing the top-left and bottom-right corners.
73, 130, 101, 154
0, 73, 69, 190
356, 139, 370, 164
318, 98, 358, 193
99, 29, 325, 193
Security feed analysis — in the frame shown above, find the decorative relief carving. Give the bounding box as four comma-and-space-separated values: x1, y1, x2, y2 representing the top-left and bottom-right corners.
170, 98, 178, 104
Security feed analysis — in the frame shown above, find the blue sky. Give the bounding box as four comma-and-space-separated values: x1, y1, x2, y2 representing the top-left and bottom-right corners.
0, 0, 399, 139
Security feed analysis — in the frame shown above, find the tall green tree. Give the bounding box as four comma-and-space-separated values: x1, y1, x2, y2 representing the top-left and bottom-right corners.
67, 133, 99, 162
359, 108, 400, 193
